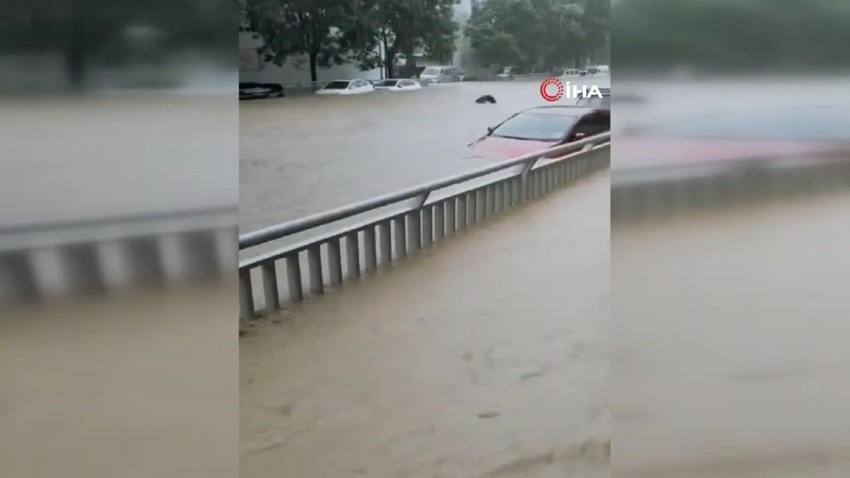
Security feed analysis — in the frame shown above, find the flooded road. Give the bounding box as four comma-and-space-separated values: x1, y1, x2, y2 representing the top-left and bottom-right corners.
613, 192, 850, 477
241, 172, 610, 478
239, 80, 581, 234
0, 283, 238, 478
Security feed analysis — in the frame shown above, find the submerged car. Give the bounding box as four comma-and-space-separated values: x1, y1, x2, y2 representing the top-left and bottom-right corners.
495, 66, 526, 80
616, 106, 850, 174
239, 82, 285, 100
315, 79, 375, 95
418, 66, 462, 84
467, 106, 610, 160
560, 68, 583, 78
373, 79, 422, 91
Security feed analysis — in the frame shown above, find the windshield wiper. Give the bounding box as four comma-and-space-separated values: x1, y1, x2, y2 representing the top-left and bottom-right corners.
493, 134, 536, 141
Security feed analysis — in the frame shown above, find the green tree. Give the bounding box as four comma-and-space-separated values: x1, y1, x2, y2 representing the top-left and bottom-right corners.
248, 0, 357, 82
342, 0, 459, 79
613, 0, 850, 72
465, 0, 592, 71
2, 0, 226, 89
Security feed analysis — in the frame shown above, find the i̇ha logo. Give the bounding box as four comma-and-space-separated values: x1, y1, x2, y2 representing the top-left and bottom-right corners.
539, 78, 602, 102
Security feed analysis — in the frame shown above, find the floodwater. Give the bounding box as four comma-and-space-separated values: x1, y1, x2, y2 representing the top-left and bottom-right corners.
239, 80, 593, 235
613, 191, 850, 477
1, 93, 237, 226
241, 172, 610, 478
613, 75, 850, 136
0, 282, 238, 478
611, 75, 850, 476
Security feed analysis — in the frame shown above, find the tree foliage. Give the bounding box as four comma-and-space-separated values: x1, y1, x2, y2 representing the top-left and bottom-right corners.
465, 0, 608, 70
247, 0, 361, 82
245, 0, 458, 80
343, 0, 459, 78
2, 0, 231, 88
613, 0, 850, 72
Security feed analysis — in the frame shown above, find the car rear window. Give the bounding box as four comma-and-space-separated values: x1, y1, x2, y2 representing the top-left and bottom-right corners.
376, 80, 398, 87
323, 81, 350, 90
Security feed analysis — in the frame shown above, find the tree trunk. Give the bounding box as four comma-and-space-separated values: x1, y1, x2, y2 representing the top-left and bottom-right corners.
385, 53, 395, 79
383, 39, 393, 79
65, 1, 86, 89
308, 52, 318, 83
65, 41, 86, 88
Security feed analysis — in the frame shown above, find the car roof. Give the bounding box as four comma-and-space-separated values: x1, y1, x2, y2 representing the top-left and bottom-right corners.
519, 106, 602, 116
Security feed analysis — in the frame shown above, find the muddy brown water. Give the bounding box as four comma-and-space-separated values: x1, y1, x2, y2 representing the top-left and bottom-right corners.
238, 80, 594, 252
240, 173, 611, 478
613, 190, 850, 477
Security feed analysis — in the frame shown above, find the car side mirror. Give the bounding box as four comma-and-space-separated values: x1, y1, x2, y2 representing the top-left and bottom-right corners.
487, 127, 495, 134
573, 132, 587, 140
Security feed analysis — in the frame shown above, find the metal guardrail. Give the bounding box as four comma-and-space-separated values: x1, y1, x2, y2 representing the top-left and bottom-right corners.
0, 207, 237, 305
612, 153, 850, 219
238, 133, 611, 319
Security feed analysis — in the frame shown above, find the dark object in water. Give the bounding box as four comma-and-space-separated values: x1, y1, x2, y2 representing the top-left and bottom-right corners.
475, 95, 496, 104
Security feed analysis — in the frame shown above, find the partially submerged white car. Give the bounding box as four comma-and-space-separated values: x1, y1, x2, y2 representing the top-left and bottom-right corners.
315, 79, 375, 95
373, 79, 422, 91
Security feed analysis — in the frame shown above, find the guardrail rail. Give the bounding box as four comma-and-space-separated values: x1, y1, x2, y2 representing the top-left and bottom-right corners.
239, 132, 611, 319
0, 207, 237, 305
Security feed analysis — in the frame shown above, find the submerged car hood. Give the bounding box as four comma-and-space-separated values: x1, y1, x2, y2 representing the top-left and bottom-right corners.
466, 136, 558, 160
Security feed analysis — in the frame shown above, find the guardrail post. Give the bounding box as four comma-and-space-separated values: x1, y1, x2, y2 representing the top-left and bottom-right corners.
520, 171, 530, 201
239, 269, 255, 319
364, 227, 377, 271
327, 238, 343, 286
261, 261, 280, 312
512, 177, 521, 204
407, 211, 422, 252
467, 191, 477, 225
285, 254, 303, 301
548, 165, 556, 191
456, 195, 467, 230
422, 206, 433, 247
538, 169, 545, 196
486, 185, 496, 216
433, 202, 445, 242
445, 198, 456, 235
307, 245, 324, 294
393, 217, 407, 258
476, 189, 486, 221
379, 221, 392, 264
346, 232, 360, 278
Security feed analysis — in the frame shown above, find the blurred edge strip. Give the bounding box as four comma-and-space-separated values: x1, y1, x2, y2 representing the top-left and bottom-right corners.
0, 207, 238, 307
612, 155, 850, 219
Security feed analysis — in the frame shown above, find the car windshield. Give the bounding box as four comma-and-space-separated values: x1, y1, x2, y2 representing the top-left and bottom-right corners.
491, 112, 577, 141
647, 108, 850, 141
323, 81, 350, 90
421, 67, 439, 76
376, 80, 398, 87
